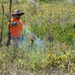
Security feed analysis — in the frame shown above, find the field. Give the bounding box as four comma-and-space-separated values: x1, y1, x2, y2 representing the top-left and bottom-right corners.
0, 0, 75, 75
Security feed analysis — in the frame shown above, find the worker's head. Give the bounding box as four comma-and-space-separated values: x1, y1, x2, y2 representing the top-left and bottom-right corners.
12, 10, 25, 19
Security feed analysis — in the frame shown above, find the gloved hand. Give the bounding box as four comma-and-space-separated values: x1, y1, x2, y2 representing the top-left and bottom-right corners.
21, 34, 25, 41
12, 22, 18, 26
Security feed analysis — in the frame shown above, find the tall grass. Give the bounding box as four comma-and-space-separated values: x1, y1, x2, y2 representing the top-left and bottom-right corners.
0, 0, 75, 75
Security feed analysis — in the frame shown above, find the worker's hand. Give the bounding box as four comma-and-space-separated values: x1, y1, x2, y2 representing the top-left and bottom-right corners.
12, 22, 18, 26
21, 34, 25, 41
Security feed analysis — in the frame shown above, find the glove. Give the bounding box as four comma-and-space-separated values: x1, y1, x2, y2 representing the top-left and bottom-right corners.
12, 22, 18, 26
21, 34, 25, 41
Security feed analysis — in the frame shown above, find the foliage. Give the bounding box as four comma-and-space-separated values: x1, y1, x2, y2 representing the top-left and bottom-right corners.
0, 0, 75, 75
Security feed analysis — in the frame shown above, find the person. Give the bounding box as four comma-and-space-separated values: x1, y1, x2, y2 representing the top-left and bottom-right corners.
9, 10, 25, 46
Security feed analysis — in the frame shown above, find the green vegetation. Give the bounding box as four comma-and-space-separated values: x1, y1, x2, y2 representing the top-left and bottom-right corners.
0, 0, 75, 75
